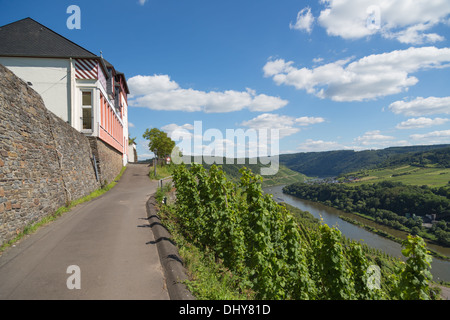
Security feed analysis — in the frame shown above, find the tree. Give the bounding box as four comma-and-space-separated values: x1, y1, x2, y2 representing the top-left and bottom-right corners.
142, 128, 176, 159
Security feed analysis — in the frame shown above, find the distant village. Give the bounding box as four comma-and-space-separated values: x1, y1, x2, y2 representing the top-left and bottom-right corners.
305, 176, 360, 185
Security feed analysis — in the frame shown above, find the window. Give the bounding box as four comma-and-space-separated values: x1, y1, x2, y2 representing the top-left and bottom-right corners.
82, 91, 93, 131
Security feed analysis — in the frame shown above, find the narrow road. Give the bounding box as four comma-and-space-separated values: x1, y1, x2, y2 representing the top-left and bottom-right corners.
0, 163, 169, 300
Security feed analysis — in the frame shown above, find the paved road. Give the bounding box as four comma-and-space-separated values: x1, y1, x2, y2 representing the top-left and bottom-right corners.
0, 164, 169, 300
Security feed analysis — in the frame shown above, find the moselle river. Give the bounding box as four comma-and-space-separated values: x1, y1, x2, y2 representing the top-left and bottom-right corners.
263, 185, 450, 283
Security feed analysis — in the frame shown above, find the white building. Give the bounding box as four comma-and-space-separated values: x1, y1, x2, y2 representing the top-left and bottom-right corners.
0, 17, 130, 165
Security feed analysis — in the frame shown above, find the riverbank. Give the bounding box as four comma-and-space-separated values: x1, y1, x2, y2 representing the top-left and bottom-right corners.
263, 184, 450, 283
280, 185, 450, 259
339, 215, 450, 261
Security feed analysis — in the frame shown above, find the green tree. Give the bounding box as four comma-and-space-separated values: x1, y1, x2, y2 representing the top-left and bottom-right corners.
128, 135, 136, 145
142, 128, 176, 159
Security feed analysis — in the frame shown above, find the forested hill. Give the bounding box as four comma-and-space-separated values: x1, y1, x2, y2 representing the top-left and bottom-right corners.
279, 144, 450, 177
379, 146, 450, 169
182, 157, 307, 187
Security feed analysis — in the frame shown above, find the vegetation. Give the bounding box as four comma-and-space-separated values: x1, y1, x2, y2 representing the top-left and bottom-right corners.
340, 165, 450, 188
160, 163, 439, 299
282, 181, 450, 247
279, 144, 449, 177
158, 203, 255, 299
201, 159, 307, 187
128, 135, 136, 145
149, 162, 176, 180
378, 146, 450, 169
142, 127, 176, 159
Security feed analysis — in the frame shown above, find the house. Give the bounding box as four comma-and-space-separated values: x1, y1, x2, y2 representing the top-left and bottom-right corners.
0, 17, 130, 166
128, 141, 137, 163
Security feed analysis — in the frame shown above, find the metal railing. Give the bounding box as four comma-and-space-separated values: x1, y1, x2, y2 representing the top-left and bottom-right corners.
159, 175, 173, 189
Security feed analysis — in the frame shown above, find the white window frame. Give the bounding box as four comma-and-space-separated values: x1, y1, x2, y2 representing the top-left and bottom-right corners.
81, 89, 94, 133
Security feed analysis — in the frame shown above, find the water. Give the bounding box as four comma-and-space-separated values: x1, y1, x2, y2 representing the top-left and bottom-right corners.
264, 185, 450, 283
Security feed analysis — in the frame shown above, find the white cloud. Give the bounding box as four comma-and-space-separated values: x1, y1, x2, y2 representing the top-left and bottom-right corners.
128, 122, 135, 128
354, 130, 395, 146
384, 23, 445, 45
128, 75, 288, 113
297, 139, 349, 152
138, 0, 147, 5
396, 117, 449, 129
263, 59, 295, 78
389, 96, 450, 116
161, 123, 195, 140
313, 57, 324, 64
264, 47, 450, 102
290, 7, 315, 33
295, 116, 326, 126
241, 114, 300, 138
159, 122, 278, 158
248, 93, 290, 112
128, 75, 179, 96
298, 135, 414, 152
316, 0, 450, 44
241, 113, 325, 138
410, 130, 450, 143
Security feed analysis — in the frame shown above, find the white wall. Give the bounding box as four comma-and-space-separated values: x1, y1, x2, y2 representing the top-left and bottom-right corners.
0, 57, 71, 122
128, 143, 137, 163
121, 93, 129, 166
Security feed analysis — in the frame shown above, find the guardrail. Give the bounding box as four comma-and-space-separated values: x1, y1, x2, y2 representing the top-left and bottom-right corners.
159, 176, 173, 189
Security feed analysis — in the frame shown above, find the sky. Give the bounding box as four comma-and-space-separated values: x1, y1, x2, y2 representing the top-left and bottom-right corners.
1, 0, 450, 160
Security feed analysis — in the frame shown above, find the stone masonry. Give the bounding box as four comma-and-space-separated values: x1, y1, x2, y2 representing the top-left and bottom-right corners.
88, 136, 124, 187
0, 63, 112, 247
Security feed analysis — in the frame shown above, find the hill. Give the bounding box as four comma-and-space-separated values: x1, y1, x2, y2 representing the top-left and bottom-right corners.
199, 159, 308, 187
341, 165, 450, 188
338, 146, 450, 187
279, 144, 450, 178
379, 146, 450, 169
178, 157, 308, 187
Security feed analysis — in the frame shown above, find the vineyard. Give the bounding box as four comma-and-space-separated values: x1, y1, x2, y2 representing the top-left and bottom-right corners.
161, 164, 439, 300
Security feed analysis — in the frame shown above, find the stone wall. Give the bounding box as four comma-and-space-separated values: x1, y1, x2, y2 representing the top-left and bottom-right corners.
0, 64, 101, 246
88, 137, 124, 186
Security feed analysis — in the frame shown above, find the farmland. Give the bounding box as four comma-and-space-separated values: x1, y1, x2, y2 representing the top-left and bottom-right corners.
343, 165, 450, 188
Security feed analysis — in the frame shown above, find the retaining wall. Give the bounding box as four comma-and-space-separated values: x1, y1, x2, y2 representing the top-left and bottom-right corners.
0, 64, 105, 246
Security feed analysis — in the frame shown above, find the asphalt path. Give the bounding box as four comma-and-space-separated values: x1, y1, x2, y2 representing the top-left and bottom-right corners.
0, 163, 169, 300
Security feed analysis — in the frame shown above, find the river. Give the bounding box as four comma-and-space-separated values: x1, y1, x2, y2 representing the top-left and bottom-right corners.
263, 185, 450, 283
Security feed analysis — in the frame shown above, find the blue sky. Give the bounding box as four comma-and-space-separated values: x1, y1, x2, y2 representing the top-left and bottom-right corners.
1, 0, 450, 160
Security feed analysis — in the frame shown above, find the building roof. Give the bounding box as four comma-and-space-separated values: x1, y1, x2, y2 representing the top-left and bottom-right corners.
0, 17, 97, 58
0, 18, 136, 89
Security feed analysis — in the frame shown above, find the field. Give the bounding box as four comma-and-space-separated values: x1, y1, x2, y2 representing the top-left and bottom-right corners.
259, 165, 308, 187
347, 165, 450, 187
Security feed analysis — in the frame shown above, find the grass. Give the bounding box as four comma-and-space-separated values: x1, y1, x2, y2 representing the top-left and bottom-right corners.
0, 166, 127, 253
347, 165, 450, 187
148, 164, 174, 180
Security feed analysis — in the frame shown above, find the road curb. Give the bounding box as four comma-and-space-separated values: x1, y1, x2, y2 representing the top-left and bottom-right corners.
146, 194, 196, 300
